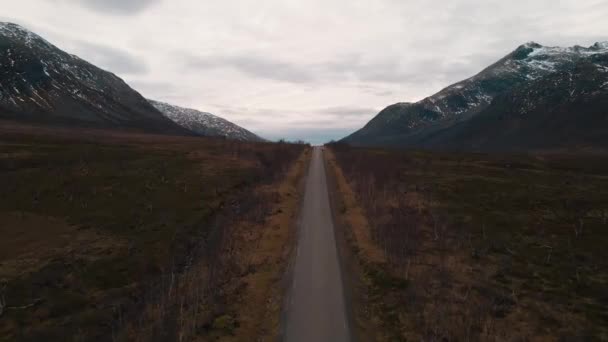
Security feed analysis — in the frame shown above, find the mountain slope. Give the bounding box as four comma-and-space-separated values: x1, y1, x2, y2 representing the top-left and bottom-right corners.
420, 55, 608, 150
149, 99, 264, 141
343, 41, 608, 150
0, 22, 188, 134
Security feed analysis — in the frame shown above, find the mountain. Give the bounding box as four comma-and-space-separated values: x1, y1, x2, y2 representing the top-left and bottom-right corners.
420, 54, 608, 150
149, 99, 264, 142
343, 41, 608, 150
0, 22, 188, 134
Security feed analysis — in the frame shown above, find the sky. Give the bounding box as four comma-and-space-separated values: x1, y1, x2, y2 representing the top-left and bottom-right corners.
3, 0, 608, 144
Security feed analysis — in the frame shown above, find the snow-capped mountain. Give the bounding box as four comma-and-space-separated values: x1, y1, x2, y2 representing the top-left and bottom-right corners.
0, 22, 188, 134
149, 100, 264, 142
343, 41, 608, 150
421, 51, 608, 150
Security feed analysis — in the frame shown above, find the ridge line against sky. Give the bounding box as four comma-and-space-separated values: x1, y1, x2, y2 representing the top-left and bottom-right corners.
4, 0, 608, 144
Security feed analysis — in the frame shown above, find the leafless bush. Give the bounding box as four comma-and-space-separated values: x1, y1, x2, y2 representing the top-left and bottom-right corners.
0, 281, 6, 317
328, 144, 504, 341
111, 143, 306, 341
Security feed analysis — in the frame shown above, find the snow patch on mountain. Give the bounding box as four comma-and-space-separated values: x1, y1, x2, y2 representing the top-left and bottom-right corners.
0, 22, 54, 50
425, 41, 608, 115
1, 22, 188, 134
527, 41, 608, 57
0, 22, 122, 112
149, 100, 263, 142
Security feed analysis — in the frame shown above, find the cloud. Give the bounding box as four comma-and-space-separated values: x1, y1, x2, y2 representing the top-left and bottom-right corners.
5, 0, 608, 142
187, 55, 315, 84
319, 106, 378, 119
214, 105, 378, 141
69, 40, 148, 75
128, 80, 174, 94
0, 18, 149, 76
324, 54, 498, 86
126, 80, 182, 101
70, 0, 161, 15
184, 52, 478, 87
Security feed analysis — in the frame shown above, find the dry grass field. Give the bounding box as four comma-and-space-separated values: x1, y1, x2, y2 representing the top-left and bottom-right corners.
0, 120, 309, 341
326, 143, 608, 341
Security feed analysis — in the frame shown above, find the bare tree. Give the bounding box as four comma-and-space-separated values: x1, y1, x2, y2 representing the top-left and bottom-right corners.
0, 281, 5, 317
541, 244, 553, 264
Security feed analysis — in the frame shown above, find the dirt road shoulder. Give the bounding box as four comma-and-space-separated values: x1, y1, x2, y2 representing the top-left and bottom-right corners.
323, 148, 388, 341
216, 147, 312, 341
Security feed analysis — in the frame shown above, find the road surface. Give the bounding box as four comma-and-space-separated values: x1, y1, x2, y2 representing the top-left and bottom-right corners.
283, 147, 350, 342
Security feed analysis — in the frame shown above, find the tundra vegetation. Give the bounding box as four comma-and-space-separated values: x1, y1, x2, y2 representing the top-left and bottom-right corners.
326, 142, 608, 341
0, 121, 309, 341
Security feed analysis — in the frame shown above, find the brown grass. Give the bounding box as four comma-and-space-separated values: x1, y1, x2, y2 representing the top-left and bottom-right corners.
0, 121, 308, 341
324, 149, 392, 341
215, 148, 310, 341
326, 143, 608, 341
325, 149, 385, 264
0, 212, 125, 278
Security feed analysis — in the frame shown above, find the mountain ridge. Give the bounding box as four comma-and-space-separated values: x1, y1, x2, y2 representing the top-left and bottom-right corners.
148, 99, 264, 142
0, 22, 191, 134
343, 40, 608, 150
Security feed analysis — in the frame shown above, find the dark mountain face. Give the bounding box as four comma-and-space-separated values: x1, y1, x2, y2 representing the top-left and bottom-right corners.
343, 41, 608, 150
0, 22, 188, 134
421, 57, 608, 150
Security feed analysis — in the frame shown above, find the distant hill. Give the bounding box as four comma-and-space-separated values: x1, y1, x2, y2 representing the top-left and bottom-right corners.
0, 22, 188, 134
343, 41, 608, 151
149, 99, 264, 142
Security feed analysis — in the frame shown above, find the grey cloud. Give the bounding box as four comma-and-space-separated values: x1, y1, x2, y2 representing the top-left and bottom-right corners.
187, 52, 456, 86
70, 40, 148, 75
0, 18, 149, 76
320, 106, 377, 119
187, 55, 315, 84
126, 80, 181, 101
70, 0, 161, 15
356, 84, 395, 97
325, 55, 470, 85
11, 0, 605, 143
216, 105, 375, 134
374, 90, 395, 96
128, 80, 175, 94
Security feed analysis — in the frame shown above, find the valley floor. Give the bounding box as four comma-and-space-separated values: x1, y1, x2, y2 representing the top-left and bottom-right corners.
4, 118, 607, 341
325, 143, 608, 341
0, 120, 310, 341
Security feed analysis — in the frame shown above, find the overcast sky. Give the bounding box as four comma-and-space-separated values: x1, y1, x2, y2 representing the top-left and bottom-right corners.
3, 0, 608, 143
